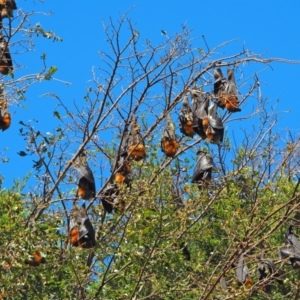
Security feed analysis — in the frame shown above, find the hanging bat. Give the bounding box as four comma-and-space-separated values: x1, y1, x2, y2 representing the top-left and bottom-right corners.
0, 0, 17, 18
235, 250, 252, 288
213, 68, 226, 109
119, 126, 130, 157
0, 88, 10, 131
24, 250, 46, 267
127, 116, 146, 161
191, 150, 213, 188
219, 276, 228, 290
279, 225, 300, 268
223, 68, 241, 113
72, 151, 96, 200
0, 38, 13, 75
179, 93, 195, 137
101, 183, 115, 213
257, 253, 283, 292
161, 114, 179, 158
206, 102, 224, 144
111, 153, 131, 185
69, 203, 95, 249
0, 111, 10, 131
180, 242, 191, 261
190, 89, 209, 139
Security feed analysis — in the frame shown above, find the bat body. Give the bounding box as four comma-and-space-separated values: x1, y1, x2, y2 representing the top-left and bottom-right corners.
180, 242, 191, 261
24, 250, 46, 267
214, 68, 241, 112
69, 204, 95, 249
179, 93, 195, 137
161, 114, 179, 158
191, 150, 213, 188
111, 154, 131, 185
0, 39, 12, 75
257, 253, 283, 292
235, 251, 252, 288
206, 102, 224, 144
0, 111, 10, 131
223, 68, 241, 112
73, 151, 96, 200
219, 276, 228, 290
279, 225, 300, 268
127, 116, 146, 161
0, 0, 17, 18
190, 89, 209, 139
213, 68, 226, 109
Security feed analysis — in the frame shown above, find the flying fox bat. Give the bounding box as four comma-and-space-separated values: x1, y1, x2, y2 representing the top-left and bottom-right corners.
24, 250, 46, 267
161, 114, 179, 158
235, 250, 252, 288
191, 150, 213, 188
127, 116, 146, 161
279, 225, 300, 268
72, 151, 96, 200
206, 102, 224, 144
257, 253, 283, 292
179, 93, 195, 137
69, 204, 95, 249
190, 89, 209, 139
223, 68, 241, 113
0, 0, 17, 18
213, 68, 226, 109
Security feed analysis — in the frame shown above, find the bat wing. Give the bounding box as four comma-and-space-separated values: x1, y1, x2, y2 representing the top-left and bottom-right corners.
235, 252, 249, 284
101, 184, 117, 213
120, 128, 129, 157
191, 152, 213, 182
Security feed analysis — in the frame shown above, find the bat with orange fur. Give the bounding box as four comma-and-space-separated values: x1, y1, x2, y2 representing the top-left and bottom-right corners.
24, 250, 46, 267
235, 250, 252, 288
0, 88, 10, 131
161, 114, 179, 158
206, 102, 224, 144
127, 116, 146, 161
72, 151, 96, 200
179, 93, 195, 137
190, 89, 209, 139
0, 0, 17, 18
69, 203, 95, 249
223, 68, 241, 112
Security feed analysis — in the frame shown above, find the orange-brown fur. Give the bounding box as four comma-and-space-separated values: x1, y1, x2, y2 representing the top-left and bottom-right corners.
128, 144, 146, 161
0, 65, 9, 75
24, 250, 46, 267
217, 96, 226, 108
182, 120, 195, 137
77, 185, 87, 199
225, 95, 240, 112
0, 112, 10, 131
115, 173, 126, 185
0, 0, 14, 18
163, 140, 179, 158
205, 127, 214, 143
202, 118, 209, 127
70, 228, 79, 246
244, 275, 253, 289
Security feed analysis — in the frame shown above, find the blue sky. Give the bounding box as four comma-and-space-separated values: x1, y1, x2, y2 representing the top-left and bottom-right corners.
1, 0, 300, 191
